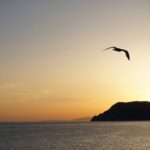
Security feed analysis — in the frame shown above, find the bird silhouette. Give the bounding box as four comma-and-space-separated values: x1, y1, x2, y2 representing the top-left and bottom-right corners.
104, 46, 130, 60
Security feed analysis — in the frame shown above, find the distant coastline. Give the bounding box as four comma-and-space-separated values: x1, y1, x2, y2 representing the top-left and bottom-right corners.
0, 117, 90, 124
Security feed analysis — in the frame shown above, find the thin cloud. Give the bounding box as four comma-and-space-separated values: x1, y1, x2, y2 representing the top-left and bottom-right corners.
0, 82, 22, 89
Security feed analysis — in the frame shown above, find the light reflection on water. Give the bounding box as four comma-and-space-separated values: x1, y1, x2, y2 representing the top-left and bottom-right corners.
0, 122, 150, 150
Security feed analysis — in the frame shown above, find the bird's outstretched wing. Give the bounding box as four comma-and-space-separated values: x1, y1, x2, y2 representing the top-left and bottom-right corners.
123, 50, 130, 60
103, 46, 130, 61
104, 46, 116, 50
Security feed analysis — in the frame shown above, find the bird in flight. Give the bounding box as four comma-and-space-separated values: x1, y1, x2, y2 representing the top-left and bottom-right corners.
104, 46, 130, 60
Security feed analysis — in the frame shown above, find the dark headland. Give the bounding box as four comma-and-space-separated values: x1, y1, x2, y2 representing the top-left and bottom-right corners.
91, 101, 150, 121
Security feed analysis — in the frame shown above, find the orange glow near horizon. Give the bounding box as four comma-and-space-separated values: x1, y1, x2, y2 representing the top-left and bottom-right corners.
0, 1, 150, 121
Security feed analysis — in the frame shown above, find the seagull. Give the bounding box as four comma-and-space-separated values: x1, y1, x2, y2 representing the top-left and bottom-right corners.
104, 46, 130, 60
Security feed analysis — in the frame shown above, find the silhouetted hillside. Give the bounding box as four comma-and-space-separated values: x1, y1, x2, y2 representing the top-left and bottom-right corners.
91, 101, 150, 121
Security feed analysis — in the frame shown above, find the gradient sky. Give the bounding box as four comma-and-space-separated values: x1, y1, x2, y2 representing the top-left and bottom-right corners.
0, 0, 150, 121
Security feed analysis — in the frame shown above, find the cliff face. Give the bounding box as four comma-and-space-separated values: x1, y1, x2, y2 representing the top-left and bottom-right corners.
91, 101, 150, 121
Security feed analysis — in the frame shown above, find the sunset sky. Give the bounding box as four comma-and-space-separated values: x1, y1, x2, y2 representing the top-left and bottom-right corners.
0, 0, 150, 121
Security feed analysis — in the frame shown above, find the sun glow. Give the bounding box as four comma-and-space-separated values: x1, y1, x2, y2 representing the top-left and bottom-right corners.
0, 0, 150, 121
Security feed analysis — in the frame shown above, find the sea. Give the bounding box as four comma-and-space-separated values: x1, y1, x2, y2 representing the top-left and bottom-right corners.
0, 121, 150, 150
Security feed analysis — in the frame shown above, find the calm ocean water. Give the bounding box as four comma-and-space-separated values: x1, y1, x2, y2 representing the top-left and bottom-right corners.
0, 122, 150, 150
